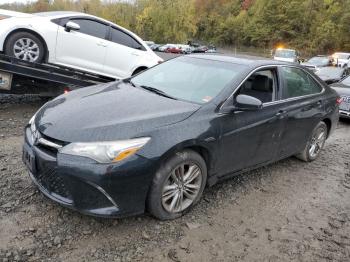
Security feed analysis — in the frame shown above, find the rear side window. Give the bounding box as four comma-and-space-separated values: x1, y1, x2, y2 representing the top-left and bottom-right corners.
70, 19, 107, 39
110, 28, 144, 50
281, 67, 322, 99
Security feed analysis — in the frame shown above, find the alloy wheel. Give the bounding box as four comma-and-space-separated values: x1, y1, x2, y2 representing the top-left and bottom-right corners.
309, 128, 326, 158
13, 38, 40, 62
161, 162, 202, 213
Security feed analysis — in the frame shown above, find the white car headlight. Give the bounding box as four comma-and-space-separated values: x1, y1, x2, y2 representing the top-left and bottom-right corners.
59, 137, 151, 163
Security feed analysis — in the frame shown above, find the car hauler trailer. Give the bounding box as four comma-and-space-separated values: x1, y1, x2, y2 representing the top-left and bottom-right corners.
0, 54, 115, 97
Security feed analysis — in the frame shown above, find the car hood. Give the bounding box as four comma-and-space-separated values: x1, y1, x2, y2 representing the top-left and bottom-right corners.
35, 81, 200, 142
317, 74, 341, 82
330, 84, 350, 96
274, 57, 295, 63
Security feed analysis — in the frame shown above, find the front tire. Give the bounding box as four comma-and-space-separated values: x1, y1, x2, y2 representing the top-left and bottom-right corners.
295, 121, 328, 162
5, 31, 45, 63
147, 150, 207, 220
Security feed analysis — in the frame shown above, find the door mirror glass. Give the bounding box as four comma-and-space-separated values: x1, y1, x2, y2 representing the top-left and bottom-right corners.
65, 21, 80, 32
234, 94, 263, 111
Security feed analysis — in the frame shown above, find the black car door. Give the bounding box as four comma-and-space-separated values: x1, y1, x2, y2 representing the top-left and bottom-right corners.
275, 66, 325, 159
216, 67, 285, 176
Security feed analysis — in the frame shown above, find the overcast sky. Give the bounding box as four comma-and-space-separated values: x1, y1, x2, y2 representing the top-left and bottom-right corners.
0, 0, 36, 4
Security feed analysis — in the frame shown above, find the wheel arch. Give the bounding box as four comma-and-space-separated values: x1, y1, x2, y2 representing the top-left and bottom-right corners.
4, 28, 49, 62
156, 141, 213, 176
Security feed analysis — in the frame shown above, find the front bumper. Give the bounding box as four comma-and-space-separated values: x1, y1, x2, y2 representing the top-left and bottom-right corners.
339, 110, 350, 119
23, 127, 157, 218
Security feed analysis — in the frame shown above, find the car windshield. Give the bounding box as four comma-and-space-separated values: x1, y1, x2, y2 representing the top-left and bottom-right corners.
316, 67, 343, 78
334, 53, 350, 60
275, 49, 296, 58
341, 76, 350, 86
308, 57, 329, 65
132, 56, 247, 104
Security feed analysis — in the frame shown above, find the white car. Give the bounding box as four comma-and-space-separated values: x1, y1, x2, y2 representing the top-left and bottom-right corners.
273, 48, 299, 63
331, 52, 350, 68
0, 9, 163, 78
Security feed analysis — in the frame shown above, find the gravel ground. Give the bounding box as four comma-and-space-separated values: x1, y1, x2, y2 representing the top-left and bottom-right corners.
1, 93, 350, 262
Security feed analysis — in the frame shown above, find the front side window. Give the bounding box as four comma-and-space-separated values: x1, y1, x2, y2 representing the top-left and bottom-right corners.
70, 19, 107, 39
132, 56, 247, 104
238, 69, 277, 103
110, 28, 143, 50
341, 76, 350, 86
281, 67, 322, 99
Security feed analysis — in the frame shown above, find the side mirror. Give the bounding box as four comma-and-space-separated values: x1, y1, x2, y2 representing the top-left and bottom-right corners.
234, 94, 263, 111
65, 21, 80, 32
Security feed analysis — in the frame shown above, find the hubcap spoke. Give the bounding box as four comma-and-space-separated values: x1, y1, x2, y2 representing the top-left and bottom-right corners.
162, 162, 202, 214
13, 38, 40, 61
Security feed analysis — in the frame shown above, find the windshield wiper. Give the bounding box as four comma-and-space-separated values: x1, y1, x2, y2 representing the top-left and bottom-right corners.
139, 85, 178, 100
123, 78, 136, 87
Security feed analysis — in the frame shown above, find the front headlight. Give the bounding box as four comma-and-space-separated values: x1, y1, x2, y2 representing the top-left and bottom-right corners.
59, 137, 151, 163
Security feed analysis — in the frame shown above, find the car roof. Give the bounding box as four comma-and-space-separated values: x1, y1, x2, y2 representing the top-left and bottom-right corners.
186, 54, 293, 68
0, 9, 33, 17
34, 11, 90, 18
333, 52, 350, 55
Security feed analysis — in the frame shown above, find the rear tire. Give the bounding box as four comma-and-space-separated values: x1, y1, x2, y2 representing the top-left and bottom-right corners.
147, 150, 207, 220
295, 121, 328, 162
5, 31, 45, 63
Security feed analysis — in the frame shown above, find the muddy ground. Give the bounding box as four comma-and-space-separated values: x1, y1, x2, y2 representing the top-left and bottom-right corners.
0, 94, 350, 262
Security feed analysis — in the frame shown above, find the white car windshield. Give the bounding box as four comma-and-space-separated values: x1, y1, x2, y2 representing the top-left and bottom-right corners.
308, 57, 329, 65
132, 56, 247, 104
341, 76, 350, 86
275, 49, 296, 58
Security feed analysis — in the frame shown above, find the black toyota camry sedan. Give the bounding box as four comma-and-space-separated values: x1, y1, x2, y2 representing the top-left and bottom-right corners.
23, 55, 340, 220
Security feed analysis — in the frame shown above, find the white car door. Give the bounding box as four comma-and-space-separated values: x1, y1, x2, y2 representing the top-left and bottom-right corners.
55, 18, 108, 74
103, 27, 145, 78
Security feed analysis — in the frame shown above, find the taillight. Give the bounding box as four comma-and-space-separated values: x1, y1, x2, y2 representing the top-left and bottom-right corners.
336, 97, 343, 105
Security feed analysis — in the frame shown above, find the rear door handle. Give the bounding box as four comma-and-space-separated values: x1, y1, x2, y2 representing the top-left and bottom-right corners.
132, 52, 140, 56
276, 110, 287, 119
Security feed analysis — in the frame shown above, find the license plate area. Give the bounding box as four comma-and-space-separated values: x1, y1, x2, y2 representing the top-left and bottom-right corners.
0, 71, 12, 90
23, 144, 36, 173
340, 95, 350, 112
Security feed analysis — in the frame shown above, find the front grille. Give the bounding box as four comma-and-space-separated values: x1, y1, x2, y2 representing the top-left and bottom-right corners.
34, 163, 73, 204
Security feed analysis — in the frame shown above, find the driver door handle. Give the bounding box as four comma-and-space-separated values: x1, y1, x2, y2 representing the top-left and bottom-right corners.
276, 110, 287, 119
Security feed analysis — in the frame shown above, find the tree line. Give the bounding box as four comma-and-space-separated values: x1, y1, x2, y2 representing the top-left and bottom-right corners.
1, 0, 349, 56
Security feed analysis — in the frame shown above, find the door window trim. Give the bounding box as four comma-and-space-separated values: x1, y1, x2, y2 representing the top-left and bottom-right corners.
107, 26, 146, 51
55, 16, 110, 40
220, 64, 325, 112
279, 65, 325, 100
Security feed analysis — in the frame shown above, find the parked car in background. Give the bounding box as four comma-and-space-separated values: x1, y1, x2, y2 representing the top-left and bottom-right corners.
330, 75, 350, 119
331, 52, 350, 68
165, 45, 182, 54
158, 44, 173, 52
315, 66, 350, 84
150, 44, 163, 51
192, 45, 209, 53
178, 44, 192, 54
206, 45, 217, 53
0, 9, 163, 78
273, 48, 300, 63
23, 55, 339, 220
301, 56, 333, 71
145, 41, 155, 47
